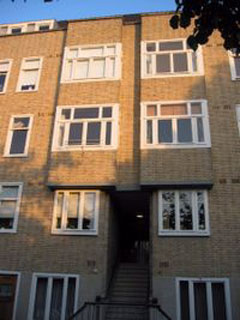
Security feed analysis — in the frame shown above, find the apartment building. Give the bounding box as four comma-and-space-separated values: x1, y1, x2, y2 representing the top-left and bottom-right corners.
0, 12, 239, 320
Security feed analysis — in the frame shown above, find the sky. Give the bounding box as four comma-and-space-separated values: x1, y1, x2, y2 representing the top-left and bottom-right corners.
0, 0, 176, 24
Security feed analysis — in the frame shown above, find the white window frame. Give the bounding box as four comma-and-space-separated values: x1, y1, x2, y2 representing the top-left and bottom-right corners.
52, 190, 100, 236
176, 278, 232, 320
52, 104, 119, 151
0, 20, 55, 35
236, 105, 240, 134
28, 273, 80, 320
0, 271, 21, 320
158, 190, 210, 236
16, 57, 43, 92
4, 115, 33, 157
0, 182, 23, 233
0, 59, 12, 94
141, 100, 211, 149
61, 43, 122, 83
228, 50, 240, 80
141, 38, 204, 79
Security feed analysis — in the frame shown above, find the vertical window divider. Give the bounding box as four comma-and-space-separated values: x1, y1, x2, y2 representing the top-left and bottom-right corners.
175, 191, 180, 231
189, 281, 195, 320
44, 277, 53, 320
206, 282, 214, 320
172, 118, 177, 144
62, 192, 68, 230
77, 193, 82, 230
61, 277, 68, 320
79, 192, 84, 230
158, 191, 163, 233
82, 122, 88, 146
192, 117, 198, 144
153, 119, 157, 145
192, 191, 198, 232
170, 53, 174, 72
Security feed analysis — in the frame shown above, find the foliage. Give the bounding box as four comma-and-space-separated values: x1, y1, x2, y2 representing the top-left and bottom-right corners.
170, 0, 240, 52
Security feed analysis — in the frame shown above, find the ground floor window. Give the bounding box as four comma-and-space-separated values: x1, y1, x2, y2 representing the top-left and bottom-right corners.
177, 278, 232, 320
28, 273, 79, 320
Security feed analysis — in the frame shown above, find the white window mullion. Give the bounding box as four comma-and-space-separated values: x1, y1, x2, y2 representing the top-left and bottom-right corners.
207, 282, 214, 320
192, 192, 198, 232
187, 51, 192, 73
101, 121, 106, 146
172, 119, 177, 144
62, 193, 68, 230
63, 122, 70, 147
175, 191, 180, 231
78, 191, 84, 230
82, 122, 88, 146
189, 281, 195, 320
44, 277, 53, 320
170, 53, 174, 73
192, 117, 198, 144
153, 119, 158, 145
60, 277, 68, 320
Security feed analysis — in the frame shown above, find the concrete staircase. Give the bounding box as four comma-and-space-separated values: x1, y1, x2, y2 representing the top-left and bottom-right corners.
105, 263, 149, 320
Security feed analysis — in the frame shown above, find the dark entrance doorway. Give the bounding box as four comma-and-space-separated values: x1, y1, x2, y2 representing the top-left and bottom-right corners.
112, 191, 150, 264
0, 274, 17, 320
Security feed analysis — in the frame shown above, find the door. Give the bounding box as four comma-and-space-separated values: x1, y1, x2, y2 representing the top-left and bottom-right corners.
0, 275, 17, 320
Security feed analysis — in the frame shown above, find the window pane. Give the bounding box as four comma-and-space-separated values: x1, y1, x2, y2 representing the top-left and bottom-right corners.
180, 281, 190, 320
0, 27, 8, 35
91, 59, 105, 78
86, 122, 101, 145
0, 201, 16, 217
74, 108, 99, 119
173, 53, 188, 72
65, 61, 73, 80
177, 119, 192, 143
39, 25, 50, 31
74, 60, 89, 79
68, 123, 83, 145
27, 24, 35, 32
159, 41, 183, 51
162, 192, 175, 230
146, 55, 153, 74
58, 124, 65, 147
0, 73, 6, 92
146, 42, 156, 52
83, 193, 96, 229
10, 130, 27, 154
21, 69, 38, 90
0, 217, 13, 229
13, 117, 29, 128
81, 47, 103, 57
197, 118, 205, 142
192, 52, 198, 72
179, 192, 193, 230
161, 104, 187, 116
197, 192, 206, 230
158, 120, 173, 143
65, 278, 76, 319
191, 103, 202, 114
102, 107, 112, 118
156, 54, 171, 73
147, 105, 157, 116
68, 49, 78, 59
50, 279, 63, 320
212, 283, 227, 320
146, 120, 153, 144
24, 59, 40, 69
61, 109, 71, 120
106, 46, 115, 55
194, 283, 208, 320
105, 122, 112, 145
33, 278, 48, 320
56, 193, 64, 229
11, 28, 21, 34
108, 58, 115, 77
0, 186, 18, 198
234, 57, 240, 77
67, 193, 79, 229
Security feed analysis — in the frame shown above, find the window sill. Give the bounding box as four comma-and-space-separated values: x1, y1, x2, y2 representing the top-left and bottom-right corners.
141, 143, 211, 150
3, 154, 28, 158
158, 231, 210, 237
61, 78, 120, 84
142, 73, 204, 79
0, 229, 17, 234
52, 146, 117, 152
16, 89, 39, 93
0, 91, 6, 95
52, 230, 98, 236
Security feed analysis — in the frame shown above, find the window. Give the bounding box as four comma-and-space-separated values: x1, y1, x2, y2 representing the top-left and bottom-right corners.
236, 105, 240, 135
177, 278, 232, 320
158, 190, 209, 236
61, 44, 121, 82
27, 24, 36, 32
141, 100, 211, 149
229, 50, 240, 80
0, 60, 11, 93
52, 190, 99, 235
0, 183, 23, 233
28, 273, 79, 320
17, 57, 42, 92
11, 28, 22, 34
0, 26, 8, 35
52, 105, 118, 151
4, 116, 33, 157
39, 25, 50, 31
142, 39, 204, 78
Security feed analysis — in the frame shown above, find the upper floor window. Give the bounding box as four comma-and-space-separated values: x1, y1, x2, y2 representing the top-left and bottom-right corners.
52, 190, 100, 235
11, 27, 22, 35
229, 49, 240, 80
158, 190, 209, 236
61, 43, 121, 82
236, 105, 240, 135
52, 105, 118, 151
4, 115, 33, 157
142, 39, 204, 78
17, 57, 42, 92
0, 60, 12, 93
0, 183, 23, 233
141, 100, 211, 149
0, 20, 55, 36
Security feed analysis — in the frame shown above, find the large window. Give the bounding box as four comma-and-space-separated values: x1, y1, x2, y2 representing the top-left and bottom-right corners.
177, 278, 232, 320
158, 190, 209, 236
52, 190, 99, 235
52, 105, 118, 151
28, 273, 79, 320
4, 116, 33, 157
61, 44, 121, 82
0, 183, 23, 233
0, 60, 12, 93
17, 57, 42, 92
141, 100, 211, 149
142, 39, 204, 78
229, 50, 240, 80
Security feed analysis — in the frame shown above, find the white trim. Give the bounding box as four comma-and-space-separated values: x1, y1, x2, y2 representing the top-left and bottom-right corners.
0, 270, 21, 320
0, 20, 56, 35
28, 273, 80, 320
141, 38, 204, 79
141, 99, 211, 149
176, 277, 232, 320
4, 115, 34, 157
0, 182, 23, 233
16, 57, 43, 92
0, 59, 13, 94
158, 190, 210, 236
52, 104, 119, 152
51, 190, 100, 236
61, 43, 122, 83
228, 51, 240, 80
236, 105, 240, 135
